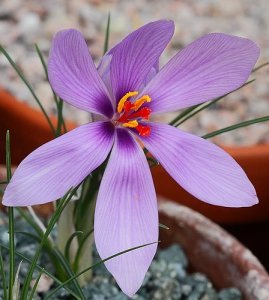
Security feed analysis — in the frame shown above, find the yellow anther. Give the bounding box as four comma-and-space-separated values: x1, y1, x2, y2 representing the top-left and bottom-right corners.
133, 95, 151, 111
117, 91, 139, 113
122, 120, 139, 128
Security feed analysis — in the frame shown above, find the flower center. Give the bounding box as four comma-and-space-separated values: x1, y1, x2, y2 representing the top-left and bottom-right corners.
115, 91, 152, 137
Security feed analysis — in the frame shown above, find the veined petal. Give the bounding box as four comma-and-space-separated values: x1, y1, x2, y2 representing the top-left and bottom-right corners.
142, 33, 260, 113
140, 123, 258, 207
110, 20, 174, 102
94, 129, 158, 297
3, 122, 114, 206
48, 29, 113, 117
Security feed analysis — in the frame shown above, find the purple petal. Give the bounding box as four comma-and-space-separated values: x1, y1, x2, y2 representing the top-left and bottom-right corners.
3, 122, 114, 206
110, 20, 174, 101
48, 29, 113, 117
140, 123, 258, 207
94, 129, 158, 297
142, 33, 260, 113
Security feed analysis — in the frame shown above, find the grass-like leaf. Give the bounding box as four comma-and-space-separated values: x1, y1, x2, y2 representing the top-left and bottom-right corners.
12, 261, 23, 300
103, 12, 111, 54
44, 241, 159, 300
34, 44, 67, 136
0, 243, 81, 300
252, 61, 269, 73
175, 79, 255, 127
0, 247, 8, 300
203, 116, 269, 139
20, 186, 81, 300
0, 45, 55, 134
64, 231, 83, 263
16, 231, 85, 298
28, 269, 44, 300
73, 229, 93, 273
6, 131, 15, 300
159, 223, 170, 230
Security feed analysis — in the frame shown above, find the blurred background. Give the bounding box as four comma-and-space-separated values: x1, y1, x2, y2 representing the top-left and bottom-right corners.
0, 0, 269, 145
0, 0, 269, 270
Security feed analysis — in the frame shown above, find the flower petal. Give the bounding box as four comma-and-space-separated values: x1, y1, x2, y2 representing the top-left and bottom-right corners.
110, 20, 174, 101
94, 129, 158, 297
3, 122, 114, 206
142, 33, 260, 113
48, 29, 113, 117
140, 123, 258, 207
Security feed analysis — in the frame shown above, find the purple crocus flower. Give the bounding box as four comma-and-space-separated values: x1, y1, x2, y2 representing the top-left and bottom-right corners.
3, 20, 259, 296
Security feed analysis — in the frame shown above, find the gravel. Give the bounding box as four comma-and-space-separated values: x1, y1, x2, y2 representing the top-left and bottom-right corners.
0, 211, 242, 299
0, 0, 269, 146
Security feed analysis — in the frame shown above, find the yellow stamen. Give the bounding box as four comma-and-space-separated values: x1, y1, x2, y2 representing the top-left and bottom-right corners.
122, 120, 138, 128
133, 95, 151, 111
117, 91, 138, 113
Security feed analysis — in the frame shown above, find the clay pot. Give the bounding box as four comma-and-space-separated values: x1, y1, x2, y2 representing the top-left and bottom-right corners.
0, 88, 75, 166
1, 87, 269, 222
152, 144, 269, 225
1, 88, 269, 297
159, 199, 269, 300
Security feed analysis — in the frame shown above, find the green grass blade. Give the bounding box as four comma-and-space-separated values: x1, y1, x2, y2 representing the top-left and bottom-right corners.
173, 79, 255, 127
103, 12, 111, 54
45, 241, 159, 300
16, 231, 85, 298
0, 247, 8, 300
73, 229, 93, 273
0, 243, 81, 300
28, 269, 44, 300
12, 261, 23, 300
6, 131, 11, 181
252, 61, 269, 73
64, 231, 83, 263
16, 208, 45, 238
34, 44, 67, 136
53, 248, 86, 300
34, 44, 58, 106
203, 116, 269, 139
20, 187, 79, 300
6, 131, 15, 300
0, 45, 55, 134
169, 105, 200, 126
159, 223, 170, 230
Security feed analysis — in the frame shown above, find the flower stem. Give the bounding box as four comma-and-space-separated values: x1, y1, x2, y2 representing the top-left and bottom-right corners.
6, 131, 15, 300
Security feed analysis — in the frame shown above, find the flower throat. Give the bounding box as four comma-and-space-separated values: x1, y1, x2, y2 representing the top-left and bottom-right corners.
115, 91, 152, 137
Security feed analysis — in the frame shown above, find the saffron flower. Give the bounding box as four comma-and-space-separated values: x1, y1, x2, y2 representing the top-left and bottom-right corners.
3, 20, 259, 296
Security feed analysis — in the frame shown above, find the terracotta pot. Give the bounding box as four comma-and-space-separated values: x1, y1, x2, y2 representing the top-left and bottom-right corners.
1, 89, 269, 297
0, 88, 75, 166
1, 87, 269, 223
159, 199, 269, 300
152, 144, 269, 225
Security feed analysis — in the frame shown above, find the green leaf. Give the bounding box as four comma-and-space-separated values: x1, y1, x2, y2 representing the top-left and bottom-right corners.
64, 231, 83, 263
169, 105, 200, 126
73, 229, 93, 273
203, 116, 269, 139
20, 186, 81, 300
28, 269, 44, 300
159, 223, 170, 230
16, 231, 85, 299
6, 130, 15, 300
173, 79, 255, 127
12, 261, 23, 300
34, 43, 67, 136
0, 243, 81, 300
0, 45, 55, 134
103, 12, 111, 54
0, 247, 8, 300
44, 241, 159, 300
252, 61, 269, 73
